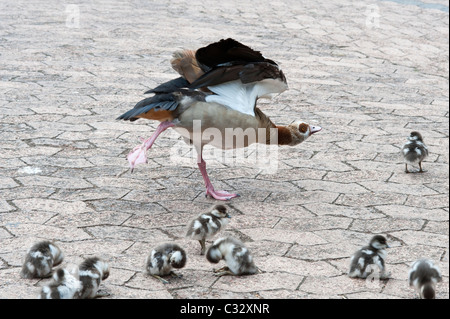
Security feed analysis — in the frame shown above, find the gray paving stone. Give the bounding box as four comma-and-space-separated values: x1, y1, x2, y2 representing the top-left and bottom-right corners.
299, 274, 376, 296
212, 272, 304, 293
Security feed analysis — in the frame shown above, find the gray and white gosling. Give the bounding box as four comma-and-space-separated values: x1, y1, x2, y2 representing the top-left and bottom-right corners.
78, 257, 110, 299
348, 235, 390, 279
20, 241, 64, 279
186, 204, 231, 255
402, 131, 429, 173
145, 243, 187, 284
38, 268, 82, 299
408, 259, 442, 299
206, 236, 258, 277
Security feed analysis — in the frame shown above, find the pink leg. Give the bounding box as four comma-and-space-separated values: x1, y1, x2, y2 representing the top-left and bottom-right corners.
197, 157, 240, 201
127, 121, 174, 172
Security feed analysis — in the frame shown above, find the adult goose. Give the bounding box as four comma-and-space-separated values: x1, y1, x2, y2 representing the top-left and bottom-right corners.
118, 38, 321, 200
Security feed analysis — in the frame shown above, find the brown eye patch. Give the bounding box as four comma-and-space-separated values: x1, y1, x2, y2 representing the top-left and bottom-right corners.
299, 123, 309, 133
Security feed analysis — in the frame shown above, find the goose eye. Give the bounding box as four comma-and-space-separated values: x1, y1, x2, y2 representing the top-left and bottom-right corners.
299, 123, 309, 133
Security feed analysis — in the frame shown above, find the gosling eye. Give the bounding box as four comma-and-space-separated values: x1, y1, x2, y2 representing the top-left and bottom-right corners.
299, 123, 309, 134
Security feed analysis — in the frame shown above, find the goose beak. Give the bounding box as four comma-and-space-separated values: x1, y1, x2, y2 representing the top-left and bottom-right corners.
310, 125, 322, 135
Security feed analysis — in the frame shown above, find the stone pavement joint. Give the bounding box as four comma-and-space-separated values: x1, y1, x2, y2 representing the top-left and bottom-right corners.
0, 0, 448, 299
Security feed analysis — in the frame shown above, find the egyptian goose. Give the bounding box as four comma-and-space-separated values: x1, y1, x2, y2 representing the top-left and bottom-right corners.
186, 204, 231, 255
402, 131, 429, 173
206, 236, 258, 277
39, 268, 82, 299
145, 243, 187, 284
348, 235, 390, 279
118, 38, 322, 200
78, 257, 110, 299
20, 241, 64, 279
408, 259, 442, 299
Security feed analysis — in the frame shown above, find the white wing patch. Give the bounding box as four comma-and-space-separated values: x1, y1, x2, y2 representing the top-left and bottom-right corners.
205, 80, 256, 116
205, 78, 288, 117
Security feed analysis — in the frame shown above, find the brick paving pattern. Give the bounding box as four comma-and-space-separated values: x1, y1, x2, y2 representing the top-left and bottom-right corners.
0, 0, 448, 299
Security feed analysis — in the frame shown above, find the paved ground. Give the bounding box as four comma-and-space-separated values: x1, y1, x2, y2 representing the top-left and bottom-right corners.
0, 0, 448, 299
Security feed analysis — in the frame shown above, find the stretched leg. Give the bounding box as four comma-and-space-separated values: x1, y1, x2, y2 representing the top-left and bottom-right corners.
199, 239, 206, 255
197, 157, 240, 201
213, 266, 234, 277
127, 121, 175, 172
418, 161, 425, 173
151, 274, 169, 284
405, 163, 410, 173
214, 270, 234, 277
169, 271, 183, 279
214, 266, 229, 273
